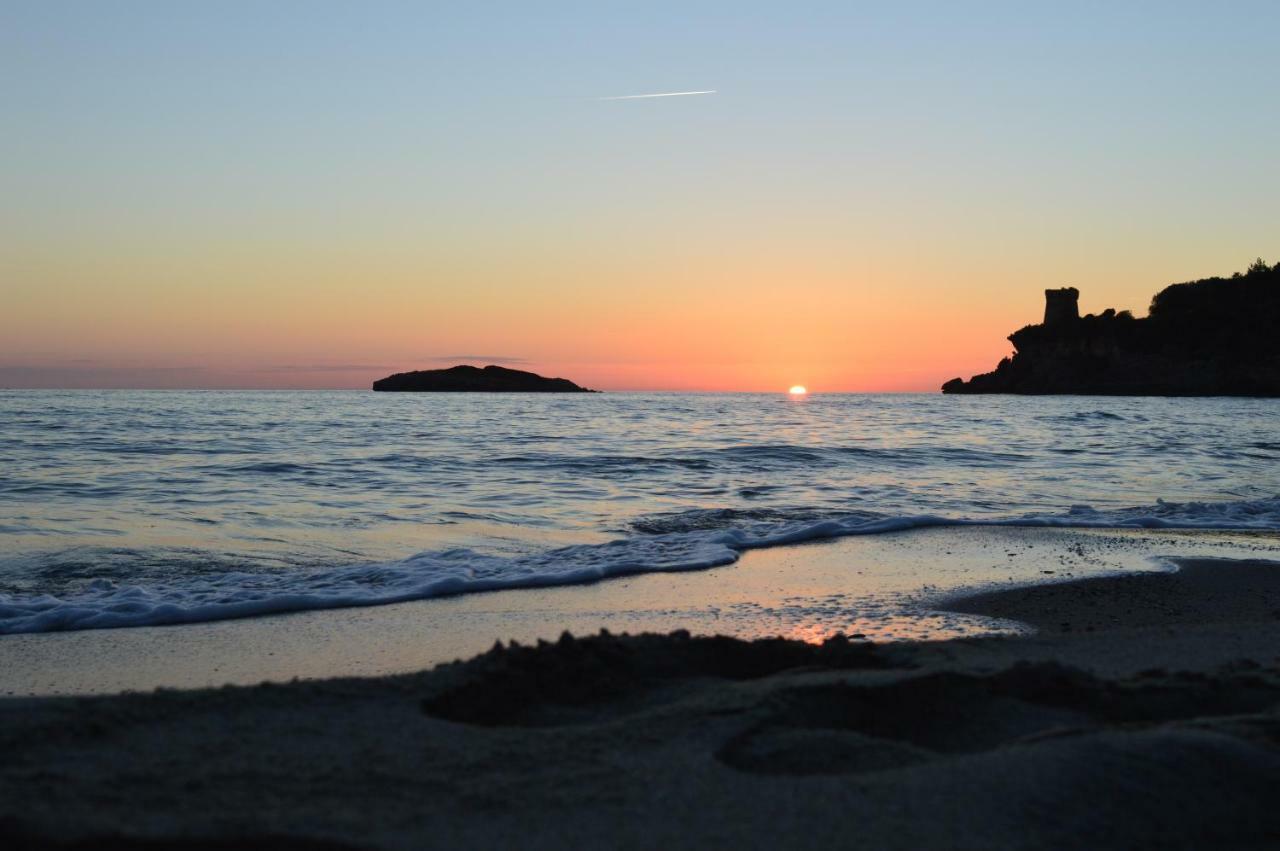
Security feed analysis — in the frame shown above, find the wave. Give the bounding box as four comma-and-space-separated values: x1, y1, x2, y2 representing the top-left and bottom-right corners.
2, 495, 1278, 635
493, 453, 713, 474
206, 461, 313, 476
1036, 410, 1129, 423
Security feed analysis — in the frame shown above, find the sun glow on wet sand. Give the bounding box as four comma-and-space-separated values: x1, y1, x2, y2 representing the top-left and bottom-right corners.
788, 385, 808, 396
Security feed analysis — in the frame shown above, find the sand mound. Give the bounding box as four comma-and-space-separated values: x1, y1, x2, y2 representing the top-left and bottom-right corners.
719, 662, 1280, 776
420, 629, 890, 726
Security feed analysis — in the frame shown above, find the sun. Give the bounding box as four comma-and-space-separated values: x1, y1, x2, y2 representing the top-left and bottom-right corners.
788, 385, 807, 396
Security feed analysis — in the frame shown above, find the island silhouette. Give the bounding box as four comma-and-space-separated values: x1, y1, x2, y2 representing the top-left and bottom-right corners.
943, 259, 1280, 395
373, 364, 596, 393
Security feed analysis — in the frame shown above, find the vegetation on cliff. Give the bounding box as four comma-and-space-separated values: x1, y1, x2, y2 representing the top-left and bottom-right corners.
943, 259, 1280, 395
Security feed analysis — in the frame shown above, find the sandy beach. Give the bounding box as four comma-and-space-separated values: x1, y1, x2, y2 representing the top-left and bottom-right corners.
5, 532, 1280, 849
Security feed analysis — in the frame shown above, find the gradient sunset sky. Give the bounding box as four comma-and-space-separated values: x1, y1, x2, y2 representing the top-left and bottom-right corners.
4, 2, 1278, 391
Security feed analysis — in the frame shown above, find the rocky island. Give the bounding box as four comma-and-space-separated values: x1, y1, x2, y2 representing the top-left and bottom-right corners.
943, 259, 1280, 395
373, 364, 596, 393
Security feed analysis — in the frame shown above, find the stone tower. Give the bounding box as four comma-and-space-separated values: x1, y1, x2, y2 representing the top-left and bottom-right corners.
1043, 287, 1080, 326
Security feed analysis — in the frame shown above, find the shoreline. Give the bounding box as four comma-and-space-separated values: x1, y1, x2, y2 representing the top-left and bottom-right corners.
4, 551, 1280, 848
6, 526, 1280, 697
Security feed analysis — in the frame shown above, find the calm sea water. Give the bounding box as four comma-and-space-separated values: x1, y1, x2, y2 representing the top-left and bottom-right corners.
2, 390, 1278, 634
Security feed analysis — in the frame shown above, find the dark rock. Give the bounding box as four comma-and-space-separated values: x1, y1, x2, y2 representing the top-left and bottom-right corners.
943, 259, 1280, 395
372, 364, 596, 393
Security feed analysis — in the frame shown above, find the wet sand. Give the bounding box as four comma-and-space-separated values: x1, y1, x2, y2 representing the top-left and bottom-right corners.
4, 545, 1280, 849
4, 526, 1278, 697
948, 556, 1280, 633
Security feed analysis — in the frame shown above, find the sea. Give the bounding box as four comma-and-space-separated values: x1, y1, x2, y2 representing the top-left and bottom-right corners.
2, 390, 1279, 635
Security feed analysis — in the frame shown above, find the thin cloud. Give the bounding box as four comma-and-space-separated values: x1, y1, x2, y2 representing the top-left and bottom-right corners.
0, 364, 206, 375
254, 364, 392, 373
427, 355, 530, 364
0, 364, 209, 389
595, 90, 716, 101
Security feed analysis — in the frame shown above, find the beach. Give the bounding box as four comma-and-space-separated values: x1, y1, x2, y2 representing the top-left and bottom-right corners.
5, 530, 1280, 849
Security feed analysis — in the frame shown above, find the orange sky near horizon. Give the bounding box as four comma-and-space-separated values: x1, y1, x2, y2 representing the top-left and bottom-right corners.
5, 238, 1254, 392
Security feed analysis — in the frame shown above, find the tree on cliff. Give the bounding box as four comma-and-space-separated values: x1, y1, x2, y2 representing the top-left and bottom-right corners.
1149, 258, 1278, 320
1237, 258, 1271, 278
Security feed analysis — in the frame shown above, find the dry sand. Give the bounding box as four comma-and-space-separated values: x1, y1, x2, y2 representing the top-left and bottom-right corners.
4, 551, 1280, 849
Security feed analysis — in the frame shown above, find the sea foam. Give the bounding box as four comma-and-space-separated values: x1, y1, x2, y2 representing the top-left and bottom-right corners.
3, 496, 1278, 635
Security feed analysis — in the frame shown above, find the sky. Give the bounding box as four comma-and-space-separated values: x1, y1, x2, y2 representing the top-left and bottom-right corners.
3, 2, 1278, 391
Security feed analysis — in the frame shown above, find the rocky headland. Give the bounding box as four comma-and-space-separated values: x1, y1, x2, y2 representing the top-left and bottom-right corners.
943, 259, 1280, 395
373, 364, 596, 393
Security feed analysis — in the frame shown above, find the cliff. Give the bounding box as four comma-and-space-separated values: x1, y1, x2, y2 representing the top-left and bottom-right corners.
373, 365, 596, 393
942, 259, 1280, 396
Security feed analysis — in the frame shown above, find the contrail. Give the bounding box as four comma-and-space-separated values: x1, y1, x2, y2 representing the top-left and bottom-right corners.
595, 90, 716, 101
